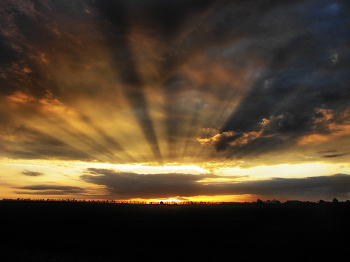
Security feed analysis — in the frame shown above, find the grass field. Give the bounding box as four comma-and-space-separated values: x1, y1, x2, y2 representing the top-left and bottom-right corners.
1, 201, 349, 261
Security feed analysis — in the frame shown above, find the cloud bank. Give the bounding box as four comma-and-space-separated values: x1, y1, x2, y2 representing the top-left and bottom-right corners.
81, 168, 350, 200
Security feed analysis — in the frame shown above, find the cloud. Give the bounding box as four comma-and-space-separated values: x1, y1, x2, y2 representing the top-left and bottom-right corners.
81, 168, 350, 200
21, 170, 44, 177
81, 168, 247, 199
81, 168, 206, 199
0, 0, 349, 166
14, 184, 86, 195
322, 152, 349, 158
234, 174, 350, 199
0, 125, 95, 161
199, 105, 350, 162
198, 131, 261, 152
213, 0, 350, 160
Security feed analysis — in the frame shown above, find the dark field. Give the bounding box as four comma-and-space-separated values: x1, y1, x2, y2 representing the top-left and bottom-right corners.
1, 201, 350, 261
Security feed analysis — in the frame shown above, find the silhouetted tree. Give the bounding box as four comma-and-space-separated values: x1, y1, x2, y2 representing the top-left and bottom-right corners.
272, 199, 281, 204
332, 198, 339, 203
257, 199, 264, 205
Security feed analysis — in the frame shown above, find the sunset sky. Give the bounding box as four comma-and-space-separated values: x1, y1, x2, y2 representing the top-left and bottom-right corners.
1, 0, 350, 202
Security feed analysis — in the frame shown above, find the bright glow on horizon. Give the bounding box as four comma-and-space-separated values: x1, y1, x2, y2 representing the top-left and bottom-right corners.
130, 195, 255, 203
1, 159, 349, 202
219, 163, 350, 180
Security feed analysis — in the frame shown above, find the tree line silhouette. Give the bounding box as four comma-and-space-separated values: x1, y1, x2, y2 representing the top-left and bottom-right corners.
2, 197, 349, 205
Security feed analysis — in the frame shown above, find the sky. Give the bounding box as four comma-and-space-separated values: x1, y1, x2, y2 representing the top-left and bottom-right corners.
1, 0, 350, 202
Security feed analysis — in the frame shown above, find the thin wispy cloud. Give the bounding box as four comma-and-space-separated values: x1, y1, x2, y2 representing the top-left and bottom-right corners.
21, 170, 44, 177
14, 184, 87, 195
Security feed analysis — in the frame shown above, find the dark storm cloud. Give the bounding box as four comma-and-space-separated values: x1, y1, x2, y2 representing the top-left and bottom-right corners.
0, 34, 17, 66
153, 0, 302, 74
15, 184, 86, 195
0, 0, 60, 98
21, 170, 44, 177
81, 168, 350, 200
0, 0, 117, 100
215, 0, 350, 157
129, 0, 220, 40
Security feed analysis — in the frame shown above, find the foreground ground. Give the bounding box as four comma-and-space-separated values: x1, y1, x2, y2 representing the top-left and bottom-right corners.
1, 201, 349, 261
